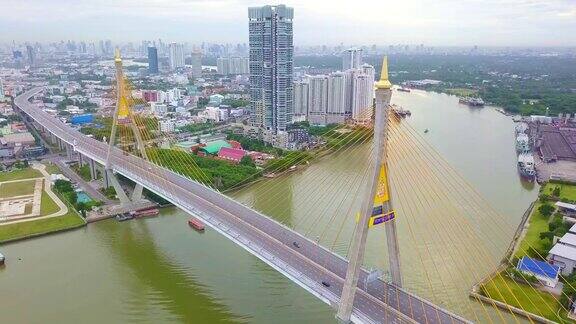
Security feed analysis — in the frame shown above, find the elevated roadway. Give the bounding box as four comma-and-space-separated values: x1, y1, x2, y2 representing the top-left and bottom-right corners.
15, 87, 471, 324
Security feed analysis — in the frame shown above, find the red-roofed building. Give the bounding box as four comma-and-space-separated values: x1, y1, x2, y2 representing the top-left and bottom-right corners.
218, 147, 246, 163
228, 140, 242, 150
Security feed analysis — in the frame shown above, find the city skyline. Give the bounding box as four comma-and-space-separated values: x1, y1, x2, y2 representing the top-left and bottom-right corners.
2, 0, 576, 46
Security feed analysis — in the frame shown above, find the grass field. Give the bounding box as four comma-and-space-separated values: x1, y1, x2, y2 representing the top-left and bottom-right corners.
514, 202, 550, 258
40, 191, 60, 216
481, 273, 564, 322
0, 168, 42, 182
0, 212, 85, 243
0, 180, 37, 198
543, 182, 576, 201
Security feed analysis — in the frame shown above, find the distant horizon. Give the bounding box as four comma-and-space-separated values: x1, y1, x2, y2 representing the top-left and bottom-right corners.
3, 42, 576, 50
2, 0, 575, 47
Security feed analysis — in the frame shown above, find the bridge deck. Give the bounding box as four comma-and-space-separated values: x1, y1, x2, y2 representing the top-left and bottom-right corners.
15, 88, 471, 324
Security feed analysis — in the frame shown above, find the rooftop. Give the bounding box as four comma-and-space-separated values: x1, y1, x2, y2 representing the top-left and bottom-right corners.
549, 242, 576, 261
556, 201, 576, 211
0, 132, 35, 145
517, 256, 559, 279
202, 139, 231, 155
560, 233, 576, 248
218, 147, 246, 161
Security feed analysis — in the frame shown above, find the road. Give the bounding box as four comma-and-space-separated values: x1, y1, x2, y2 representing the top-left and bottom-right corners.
15, 87, 471, 324
48, 157, 112, 204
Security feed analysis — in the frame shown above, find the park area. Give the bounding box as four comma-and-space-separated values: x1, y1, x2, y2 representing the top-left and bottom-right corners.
0, 166, 85, 243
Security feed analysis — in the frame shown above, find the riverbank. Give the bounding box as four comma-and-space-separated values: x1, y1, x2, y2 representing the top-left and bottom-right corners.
474, 180, 576, 322
0, 165, 86, 244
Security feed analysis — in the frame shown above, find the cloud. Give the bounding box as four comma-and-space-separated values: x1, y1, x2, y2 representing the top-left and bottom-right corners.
1, 0, 575, 46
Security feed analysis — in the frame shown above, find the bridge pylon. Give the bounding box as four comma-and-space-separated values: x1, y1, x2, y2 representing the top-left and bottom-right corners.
105, 49, 149, 204
336, 56, 402, 322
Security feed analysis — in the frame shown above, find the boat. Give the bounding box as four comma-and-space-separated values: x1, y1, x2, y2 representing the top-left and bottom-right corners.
515, 122, 528, 134
397, 87, 411, 93
0, 252, 4, 266
131, 208, 160, 219
517, 153, 536, 180
516, 133, 530, 152
264, 173, 276, 178
116, 213, 134, 222
289, 165, 297, 172
496, 108, 509, 116
392, 105, 412, 118
459, 97, 485, 107
188, 218, 205, 231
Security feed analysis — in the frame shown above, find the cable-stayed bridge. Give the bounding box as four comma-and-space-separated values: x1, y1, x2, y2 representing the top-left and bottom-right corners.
15, 53, 573, 324
12, 53, 471, 323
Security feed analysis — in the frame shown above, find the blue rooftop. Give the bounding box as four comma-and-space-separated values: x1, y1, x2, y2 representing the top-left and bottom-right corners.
517, 256, 559, 279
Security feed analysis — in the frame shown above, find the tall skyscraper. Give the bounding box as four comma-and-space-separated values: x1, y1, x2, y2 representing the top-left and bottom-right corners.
148, 47, 159, 74
342, 48, 363, 70
248, 4, 294, 133
0, 78, 5, 100
191, 50, 202, 77
168, 43, 185, 70
26, 45, 36, 67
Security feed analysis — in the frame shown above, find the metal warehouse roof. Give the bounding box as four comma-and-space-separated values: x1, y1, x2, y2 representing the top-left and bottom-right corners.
201, 140, 231, 155
517, 256, 559, 279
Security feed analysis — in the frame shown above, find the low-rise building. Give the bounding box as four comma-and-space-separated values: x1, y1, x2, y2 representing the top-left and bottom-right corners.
218, 147, 246, 163
517, 256, 560, 287
548, 228, 576, 275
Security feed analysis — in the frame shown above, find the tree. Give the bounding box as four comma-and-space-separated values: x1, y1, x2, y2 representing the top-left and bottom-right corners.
538, 203, 555, 218
553, 186, 561, 197
54, 179, 74, 193
239, 156, 254, 167
539, 231, 554, 241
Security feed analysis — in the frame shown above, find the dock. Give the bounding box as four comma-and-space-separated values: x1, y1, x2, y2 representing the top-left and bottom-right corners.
86, 201, 158, 223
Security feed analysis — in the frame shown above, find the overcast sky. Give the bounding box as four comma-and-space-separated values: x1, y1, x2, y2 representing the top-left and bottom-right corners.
2, 0, 576, 46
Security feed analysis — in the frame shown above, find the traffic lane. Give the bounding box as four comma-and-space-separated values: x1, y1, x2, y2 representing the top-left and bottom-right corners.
113, 151, 406, 323
76, 137, 454, 324
17, 89, 464, 324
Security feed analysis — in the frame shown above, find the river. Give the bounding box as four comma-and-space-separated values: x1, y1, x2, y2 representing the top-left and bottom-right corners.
0, 90, 538, 323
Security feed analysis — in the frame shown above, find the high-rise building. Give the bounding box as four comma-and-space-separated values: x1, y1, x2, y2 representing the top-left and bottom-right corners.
0, 78, 5, 100
352, 73, 373, 122
361, 63, 376, 89
26, 45, 35, 67
248, 4, 294, 133
342, 48, 363, 70
168, 43, 185, 70
293, 80, 309, 117
217, 57, 249, 75
327, 72, 347, 123
308, 75, 328, 124
148, 47, 159, 74
191, 50, 202, 78
217, 57, 229, 75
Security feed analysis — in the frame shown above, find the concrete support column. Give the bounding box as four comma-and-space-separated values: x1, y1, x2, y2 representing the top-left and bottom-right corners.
87, 158, 97, 180
66, 143, 73, 160
337, 57, 399, 322
131, 183, 144, 202
101, 164, 110, 187
106, 169, 130, 204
